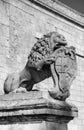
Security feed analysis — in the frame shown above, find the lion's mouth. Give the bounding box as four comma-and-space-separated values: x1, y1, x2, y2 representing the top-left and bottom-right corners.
57, 42, 67, 46
53, 42, 67, 51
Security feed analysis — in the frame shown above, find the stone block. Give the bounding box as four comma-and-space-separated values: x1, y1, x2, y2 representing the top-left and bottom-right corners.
0, 91, 78, 130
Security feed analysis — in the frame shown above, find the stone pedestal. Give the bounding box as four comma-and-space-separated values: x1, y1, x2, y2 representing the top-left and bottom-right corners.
0, 91, 78, 130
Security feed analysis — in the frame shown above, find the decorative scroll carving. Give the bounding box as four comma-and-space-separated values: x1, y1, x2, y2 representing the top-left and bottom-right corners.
4, 31, 77, 101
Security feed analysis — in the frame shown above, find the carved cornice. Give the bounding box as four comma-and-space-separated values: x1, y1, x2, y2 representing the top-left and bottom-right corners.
3, 0, 84, 27
27, 0, 84, 28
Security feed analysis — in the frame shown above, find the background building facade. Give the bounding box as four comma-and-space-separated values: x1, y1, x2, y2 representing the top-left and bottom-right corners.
0, 0, 84, 130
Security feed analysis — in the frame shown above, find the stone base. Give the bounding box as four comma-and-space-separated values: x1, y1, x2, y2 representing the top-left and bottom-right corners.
0, 91, 78, 130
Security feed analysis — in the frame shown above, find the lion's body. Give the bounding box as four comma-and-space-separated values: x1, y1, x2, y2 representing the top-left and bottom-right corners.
4, 32, 67, 94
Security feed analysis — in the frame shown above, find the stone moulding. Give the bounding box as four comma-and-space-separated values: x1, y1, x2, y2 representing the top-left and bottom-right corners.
3, 0, 84, 27
27, 0, 84, 27
0, 91, 78, 124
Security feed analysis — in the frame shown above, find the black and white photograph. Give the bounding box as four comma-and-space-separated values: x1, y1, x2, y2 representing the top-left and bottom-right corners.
0, 0, 84, 130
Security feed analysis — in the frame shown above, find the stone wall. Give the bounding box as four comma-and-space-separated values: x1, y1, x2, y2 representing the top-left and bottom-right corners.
0, 0, 84, 129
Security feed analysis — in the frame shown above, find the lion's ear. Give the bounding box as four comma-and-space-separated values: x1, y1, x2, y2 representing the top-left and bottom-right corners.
43, 32, 52, 37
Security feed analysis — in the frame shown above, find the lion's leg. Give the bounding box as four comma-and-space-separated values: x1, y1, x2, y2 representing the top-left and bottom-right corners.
4, 73, 19, 94
13, 79, 35, 93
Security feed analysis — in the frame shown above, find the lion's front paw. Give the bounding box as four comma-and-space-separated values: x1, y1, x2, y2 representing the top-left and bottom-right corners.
44, 56, 55, 64
13, 87, 27, 93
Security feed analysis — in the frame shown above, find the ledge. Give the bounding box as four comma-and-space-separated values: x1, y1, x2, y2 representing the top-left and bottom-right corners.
27, 0, 84, 28
0, 91, 78, 124
3, 0, 84, 28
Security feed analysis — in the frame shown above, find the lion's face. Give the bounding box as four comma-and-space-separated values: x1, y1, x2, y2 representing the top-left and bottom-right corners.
54, 34, 66, 43
50, 32, 67, 51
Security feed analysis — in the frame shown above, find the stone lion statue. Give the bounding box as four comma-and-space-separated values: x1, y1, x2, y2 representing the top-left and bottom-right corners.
4, 31, 77, 100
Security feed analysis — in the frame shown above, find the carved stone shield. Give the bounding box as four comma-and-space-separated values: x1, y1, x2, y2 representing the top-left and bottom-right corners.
54, 47, 77, 95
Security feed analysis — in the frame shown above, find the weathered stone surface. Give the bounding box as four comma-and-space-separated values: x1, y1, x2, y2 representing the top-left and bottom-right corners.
0, 121, 68, 130
33, 0, 84, 26
0, 91, 78, 124
0, 0, 83, 129
0, 0, 9, 26
3, 0, 84, 26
